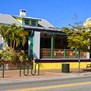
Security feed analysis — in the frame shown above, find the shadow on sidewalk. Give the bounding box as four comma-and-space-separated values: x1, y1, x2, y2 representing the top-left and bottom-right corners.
0, 69, 90, 79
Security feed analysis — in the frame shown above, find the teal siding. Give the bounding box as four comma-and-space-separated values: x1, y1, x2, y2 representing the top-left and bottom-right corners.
29, 30, 34, 59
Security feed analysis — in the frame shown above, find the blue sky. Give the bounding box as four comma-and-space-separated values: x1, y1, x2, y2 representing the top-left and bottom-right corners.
0, 0, 91, 28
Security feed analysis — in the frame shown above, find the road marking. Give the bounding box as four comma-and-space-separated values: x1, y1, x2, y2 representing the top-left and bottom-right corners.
8, 81, 91, 91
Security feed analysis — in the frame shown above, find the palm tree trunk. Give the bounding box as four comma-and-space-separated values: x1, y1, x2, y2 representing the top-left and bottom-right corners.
3, 40, 7, 50
13, 40, 15, 50
10, 40, 12, 48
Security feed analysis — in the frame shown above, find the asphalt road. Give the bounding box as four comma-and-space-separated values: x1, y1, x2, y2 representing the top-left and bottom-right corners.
0, 76, 91, 91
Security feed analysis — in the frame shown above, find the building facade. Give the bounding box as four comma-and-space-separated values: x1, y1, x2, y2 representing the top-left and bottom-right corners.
0, 10, 90, 70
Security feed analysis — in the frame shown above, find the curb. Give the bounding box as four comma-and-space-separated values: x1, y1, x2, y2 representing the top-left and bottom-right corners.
0, 73, 91, 85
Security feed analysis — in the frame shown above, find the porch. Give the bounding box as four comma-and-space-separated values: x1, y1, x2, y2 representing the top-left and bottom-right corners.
40, 48, 87, 59
40, 32, 87, 59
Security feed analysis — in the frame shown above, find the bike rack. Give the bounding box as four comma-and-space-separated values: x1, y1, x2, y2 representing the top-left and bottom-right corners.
0, 63, 5, 78
19, 62, 40, 77
0, 62, 40, 78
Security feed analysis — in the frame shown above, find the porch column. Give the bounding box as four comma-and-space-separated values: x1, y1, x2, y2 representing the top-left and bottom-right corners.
28, 30, 34, 59
64, 49, 66, 58
74, 48, 78, 58
51, 34, 54, 58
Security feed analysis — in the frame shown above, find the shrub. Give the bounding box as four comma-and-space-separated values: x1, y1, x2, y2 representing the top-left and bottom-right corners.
0, 49, 16, 62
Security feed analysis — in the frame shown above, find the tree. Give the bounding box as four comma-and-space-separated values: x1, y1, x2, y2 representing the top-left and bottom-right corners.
0, 24, 9, 50
62, 26, 91, 72
0, 24, 30, 63
0, 24, 28, 50
8, 24, 28, 49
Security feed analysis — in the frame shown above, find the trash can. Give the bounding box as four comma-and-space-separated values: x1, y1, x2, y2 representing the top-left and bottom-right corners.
62, 64, 70, 73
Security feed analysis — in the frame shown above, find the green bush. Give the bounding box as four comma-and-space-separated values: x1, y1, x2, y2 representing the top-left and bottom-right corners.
16, 50, 30, 62
0, 50, 16, 62
0, 49, 31, 63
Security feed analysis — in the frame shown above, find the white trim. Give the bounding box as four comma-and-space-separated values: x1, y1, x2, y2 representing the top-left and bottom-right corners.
86, 52, 90, 59
33, 31, 40, 59
28, 37, 30, 56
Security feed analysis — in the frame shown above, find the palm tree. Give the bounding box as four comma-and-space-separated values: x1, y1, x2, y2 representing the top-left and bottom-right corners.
0, 24, 9, 50
8, 24, 28, 50
0, 24, 29, 63
0, 24, 28, 50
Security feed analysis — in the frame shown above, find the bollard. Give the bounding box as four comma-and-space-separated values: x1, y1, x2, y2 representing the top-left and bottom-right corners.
19, 63, 22, 77
2, 64, 4, 78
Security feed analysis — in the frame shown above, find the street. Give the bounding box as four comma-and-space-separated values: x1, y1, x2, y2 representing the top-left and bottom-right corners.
0, 76, 91, 91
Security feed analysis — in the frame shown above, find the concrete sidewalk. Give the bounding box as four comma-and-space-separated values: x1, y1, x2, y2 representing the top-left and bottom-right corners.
0, 69, 91, 84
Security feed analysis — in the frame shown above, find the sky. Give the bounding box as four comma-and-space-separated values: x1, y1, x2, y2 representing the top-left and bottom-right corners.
0, 0, 91, 28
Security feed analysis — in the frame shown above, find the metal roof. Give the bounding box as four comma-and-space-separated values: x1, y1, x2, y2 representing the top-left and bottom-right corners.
14, 15, 41, 21
0, 14, 21, 26
38, 19, 56, 29
14, 16, 56, 29
0, 14, 61, 32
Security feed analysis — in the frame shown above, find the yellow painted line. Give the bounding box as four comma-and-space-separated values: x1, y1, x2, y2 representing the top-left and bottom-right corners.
8, 81, 91, 91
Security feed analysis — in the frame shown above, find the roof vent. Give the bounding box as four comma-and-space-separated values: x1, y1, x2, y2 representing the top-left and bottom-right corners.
20, 10, 26, 17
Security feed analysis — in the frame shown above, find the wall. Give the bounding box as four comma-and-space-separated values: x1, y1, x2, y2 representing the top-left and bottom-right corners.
38, 62, 91, 70
33, 31, 40, 59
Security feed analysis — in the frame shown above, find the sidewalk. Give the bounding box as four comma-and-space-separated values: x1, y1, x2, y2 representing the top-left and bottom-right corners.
0, 69, 91, 84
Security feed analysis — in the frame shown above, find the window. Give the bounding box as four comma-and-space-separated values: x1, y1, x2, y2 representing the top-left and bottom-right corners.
24, 19, 30, 25
31, 20, 36, 26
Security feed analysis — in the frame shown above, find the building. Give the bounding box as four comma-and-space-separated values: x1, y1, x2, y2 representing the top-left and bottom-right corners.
84, 17, 91, 28
0, 10, 89, 70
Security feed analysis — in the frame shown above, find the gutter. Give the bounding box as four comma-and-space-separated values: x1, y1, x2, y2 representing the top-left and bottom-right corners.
22, 25, 66, 35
